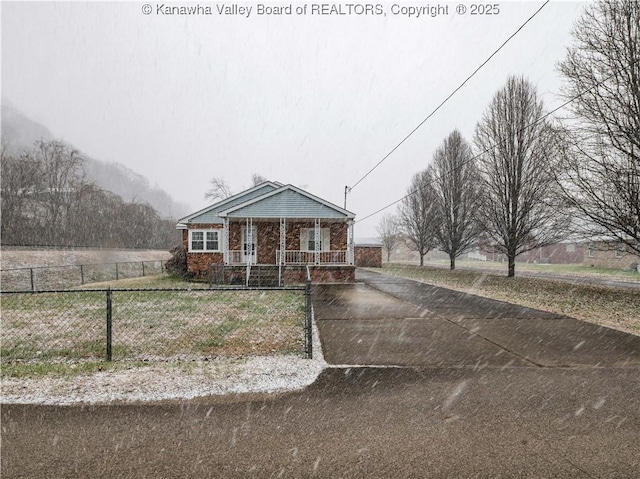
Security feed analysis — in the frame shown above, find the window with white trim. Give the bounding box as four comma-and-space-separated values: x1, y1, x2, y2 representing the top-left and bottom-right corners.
189, 229, 221, 252
615, 243, 625, 258
300, 228, 330, 252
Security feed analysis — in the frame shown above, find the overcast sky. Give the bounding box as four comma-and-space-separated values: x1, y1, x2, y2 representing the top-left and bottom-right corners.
2, 0, 587, 236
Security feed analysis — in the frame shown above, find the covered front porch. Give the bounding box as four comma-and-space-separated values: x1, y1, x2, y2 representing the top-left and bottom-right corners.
219, 216, 354, 286
222, 217, 355, 267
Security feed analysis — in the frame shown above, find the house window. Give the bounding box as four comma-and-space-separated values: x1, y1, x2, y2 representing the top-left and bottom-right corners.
189, 230, 221, 252
301, 228, 330, 251
588, 243, 595, 258
615, 243, 625, 258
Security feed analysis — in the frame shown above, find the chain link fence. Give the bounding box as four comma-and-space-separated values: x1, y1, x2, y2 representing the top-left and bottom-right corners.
1, 286, 312, 364
1, 260, 167, 292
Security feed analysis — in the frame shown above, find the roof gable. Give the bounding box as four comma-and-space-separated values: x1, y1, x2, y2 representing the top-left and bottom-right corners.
177, 182, 281, 225
220, 185, 355, 219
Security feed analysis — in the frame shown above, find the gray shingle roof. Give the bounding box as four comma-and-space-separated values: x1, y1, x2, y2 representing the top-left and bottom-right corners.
176, 183, 354, 228
177, 182, 280, 225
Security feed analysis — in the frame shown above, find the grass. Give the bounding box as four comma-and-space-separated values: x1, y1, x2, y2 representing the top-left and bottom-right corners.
381, 263, 640, 336
420, 258, 640, 281
76, 273, 204, 289
1, 275, 306, 376
1, 360, 151, 379
1, 261, 167, 292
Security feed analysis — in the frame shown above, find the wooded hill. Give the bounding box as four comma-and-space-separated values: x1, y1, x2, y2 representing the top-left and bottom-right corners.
1, 106, 183, 249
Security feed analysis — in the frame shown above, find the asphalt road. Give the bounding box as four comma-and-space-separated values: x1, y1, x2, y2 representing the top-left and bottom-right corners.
3, 270, 640, 478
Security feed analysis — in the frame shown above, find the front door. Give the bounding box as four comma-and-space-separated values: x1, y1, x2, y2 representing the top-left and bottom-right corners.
242, 225, 257, 264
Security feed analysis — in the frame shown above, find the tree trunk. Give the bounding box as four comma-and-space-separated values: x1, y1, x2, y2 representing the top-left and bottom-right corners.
450, 254, 455, 270
419, 254, 424, 266
507, 254, 516, 278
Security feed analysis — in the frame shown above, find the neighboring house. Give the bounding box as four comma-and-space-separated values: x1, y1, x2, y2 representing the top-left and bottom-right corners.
584, 240, 640, 272
508, 241, 585, 265
472, 239, 639, 272
176, 182, 356, 284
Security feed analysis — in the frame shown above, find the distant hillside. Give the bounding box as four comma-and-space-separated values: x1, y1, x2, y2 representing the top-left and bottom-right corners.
1, 104, 190, 219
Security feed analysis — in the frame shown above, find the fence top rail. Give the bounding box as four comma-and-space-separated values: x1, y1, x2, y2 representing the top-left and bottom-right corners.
1, 259, 168, 272
1, 285, 306, 294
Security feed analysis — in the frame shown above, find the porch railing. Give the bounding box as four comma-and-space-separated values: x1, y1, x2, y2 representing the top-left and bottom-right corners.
227, 249, 350, 265
276, 250, 348, 265
227, 250, 246, 265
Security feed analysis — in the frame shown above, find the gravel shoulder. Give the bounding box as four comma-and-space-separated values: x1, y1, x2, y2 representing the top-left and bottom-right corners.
1, 356, 326, 405
2, 315, 327, 406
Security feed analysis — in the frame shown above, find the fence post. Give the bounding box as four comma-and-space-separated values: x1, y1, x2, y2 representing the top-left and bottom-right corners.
305, 266, 312, 359
30, 268, 35, 292
80, 265, 85, 285
142, 261, 146, 277
106, 288, 113, 361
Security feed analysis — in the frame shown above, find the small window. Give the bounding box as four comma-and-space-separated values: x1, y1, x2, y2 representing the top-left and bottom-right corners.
588, 243, 595, 258
190, 229, 221, 252
191, 231, 204, 251
206, 231, 219, 251
615, 243, 625, 258
301, 228, 330, 252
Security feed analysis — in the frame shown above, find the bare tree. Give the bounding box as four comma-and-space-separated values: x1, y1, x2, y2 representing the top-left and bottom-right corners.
205, 174, 269, 202
0, 146, 42, 243
432, 130, 481, 270
204, 177, 234, 202
398, 169, 441, 266
251, 173, 268, 186
34, 140, 85, 244
556, 0, 640, 254
376, 213, 400, 262
474, 76, 567, 277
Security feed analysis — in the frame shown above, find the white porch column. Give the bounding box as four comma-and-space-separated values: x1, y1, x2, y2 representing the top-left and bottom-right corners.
223, 218, 229, 265
314, 218, 321, 265
347, 219, 354, 265
279, 217, 286, 265
245, 218, 254, 265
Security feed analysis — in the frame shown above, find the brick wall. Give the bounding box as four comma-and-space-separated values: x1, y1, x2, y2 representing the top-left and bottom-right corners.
184, 224, 224, 275
584, 242, 640, 271
517, 243, 584, 264
354, 246, 382, 267
282, 265, 355, 284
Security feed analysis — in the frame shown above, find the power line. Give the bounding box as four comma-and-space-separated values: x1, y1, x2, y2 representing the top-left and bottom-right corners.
355, 64, 627, 225
347, 0, 550, 194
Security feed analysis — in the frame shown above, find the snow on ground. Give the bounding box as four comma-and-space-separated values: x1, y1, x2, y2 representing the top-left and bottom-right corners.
2, 356, 326, 405
1, 248, 171, 270
2, 316, 327, 405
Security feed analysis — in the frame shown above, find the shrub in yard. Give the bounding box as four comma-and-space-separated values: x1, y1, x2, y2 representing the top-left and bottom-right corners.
165, 245, 190, 279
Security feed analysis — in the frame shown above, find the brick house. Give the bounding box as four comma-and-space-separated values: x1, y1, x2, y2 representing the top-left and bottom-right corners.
176, 182, 356, 284
584, 240, 640, 271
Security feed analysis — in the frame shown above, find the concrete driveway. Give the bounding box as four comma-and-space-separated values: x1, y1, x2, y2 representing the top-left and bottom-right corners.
314, 269, 640, 369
